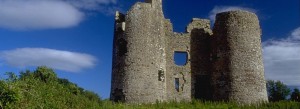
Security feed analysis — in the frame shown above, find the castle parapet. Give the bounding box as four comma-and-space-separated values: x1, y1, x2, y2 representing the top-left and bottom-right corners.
145, 0, 162, 9
186, 18, 211, 33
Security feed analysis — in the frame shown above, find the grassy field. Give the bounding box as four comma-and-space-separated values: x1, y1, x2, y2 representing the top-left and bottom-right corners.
100, 100, 300, 109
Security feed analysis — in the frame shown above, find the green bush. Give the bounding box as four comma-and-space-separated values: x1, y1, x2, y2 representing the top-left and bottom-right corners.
0, 66, 102, 109
0, 80, 21, 108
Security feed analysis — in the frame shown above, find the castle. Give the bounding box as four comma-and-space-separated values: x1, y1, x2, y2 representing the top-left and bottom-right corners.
111, 0, 268, 105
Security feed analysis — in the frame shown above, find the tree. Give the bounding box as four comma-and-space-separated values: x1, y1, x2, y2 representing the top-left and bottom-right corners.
0, 77, 21, 108
33, 66, 57, 82
266, 80, 291, 102
290, 88, 300, 102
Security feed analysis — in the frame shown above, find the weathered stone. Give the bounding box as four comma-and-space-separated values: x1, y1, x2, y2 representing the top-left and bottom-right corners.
111, 0, 268, 105
211, 10, 268, 104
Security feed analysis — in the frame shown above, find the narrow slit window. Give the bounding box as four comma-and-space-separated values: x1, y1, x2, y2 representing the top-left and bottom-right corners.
175, 78, 180, 92
158, 69, 165, 81
174, 51, 188, 66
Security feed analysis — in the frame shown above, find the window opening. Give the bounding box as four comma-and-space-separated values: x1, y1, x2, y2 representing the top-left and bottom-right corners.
158, 68, 165, 81
175, 78, 180, 92
174, 51, 188, 66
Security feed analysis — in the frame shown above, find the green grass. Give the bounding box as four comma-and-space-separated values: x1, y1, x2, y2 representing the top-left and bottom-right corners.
100, 100, 300, 109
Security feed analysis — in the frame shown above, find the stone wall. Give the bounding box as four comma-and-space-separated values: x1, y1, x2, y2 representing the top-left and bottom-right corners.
165, 18, 192, 101
111, 1, 167, 103
111, 0, 268, 105
211, 10, 268, 104
110, 11, 126, 102
188, 19, 213, 100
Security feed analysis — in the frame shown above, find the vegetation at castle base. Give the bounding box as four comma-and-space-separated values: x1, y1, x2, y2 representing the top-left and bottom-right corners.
1, 66, 300, 109
0, 66, 102, 109
100, 100, 300, 109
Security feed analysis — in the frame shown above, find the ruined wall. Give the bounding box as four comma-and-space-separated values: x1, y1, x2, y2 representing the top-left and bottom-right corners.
188, 19, 213, 100
110, 11, 126, 102
111, 1, 167, 103
164, 18, 215, 101
111, 0, 268, 105
211, 10, 268, 104
165, 19, 191, 101
145, 0, 163, 11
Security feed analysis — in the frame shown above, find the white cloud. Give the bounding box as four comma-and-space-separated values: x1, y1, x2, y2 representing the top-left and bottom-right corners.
0, 48, 97, 73
291, 27, 300, 40
0, 0, 118, 30
263, 27, 300, 86
208, 6, 257, 22
0, 0, 84, 30
64, 0, 117, 10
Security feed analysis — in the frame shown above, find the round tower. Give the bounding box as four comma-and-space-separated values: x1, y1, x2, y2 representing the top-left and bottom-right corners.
111, 1, 167, 103
211, 10, 268, 104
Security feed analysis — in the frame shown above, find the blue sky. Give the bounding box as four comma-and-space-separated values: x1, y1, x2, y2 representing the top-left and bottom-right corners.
0, 0, 299, 99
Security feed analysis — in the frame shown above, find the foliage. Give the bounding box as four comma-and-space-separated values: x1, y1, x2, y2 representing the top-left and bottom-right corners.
0, 66, 102, 109
33, 66, 57, 82
267, 80, 291, 102
291, 88, 300, 102
0, 80, 21, 108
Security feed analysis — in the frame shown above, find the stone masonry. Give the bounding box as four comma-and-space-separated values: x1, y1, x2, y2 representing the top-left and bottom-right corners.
111, 0, 268, 105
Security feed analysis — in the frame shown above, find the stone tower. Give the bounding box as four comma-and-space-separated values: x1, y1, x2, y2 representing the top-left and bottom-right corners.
211, 11, 268, 104
111, 0, 167, 103
111, 0, 268, 105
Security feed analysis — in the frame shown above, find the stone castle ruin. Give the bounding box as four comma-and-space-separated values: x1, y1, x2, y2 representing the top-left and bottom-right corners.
111, 0, 268, 105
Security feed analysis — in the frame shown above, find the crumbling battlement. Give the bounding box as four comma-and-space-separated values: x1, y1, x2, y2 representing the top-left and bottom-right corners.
111, 0, 268, 105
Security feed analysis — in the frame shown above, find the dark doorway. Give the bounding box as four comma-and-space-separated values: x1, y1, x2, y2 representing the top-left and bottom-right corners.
194, 75, 212, 100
